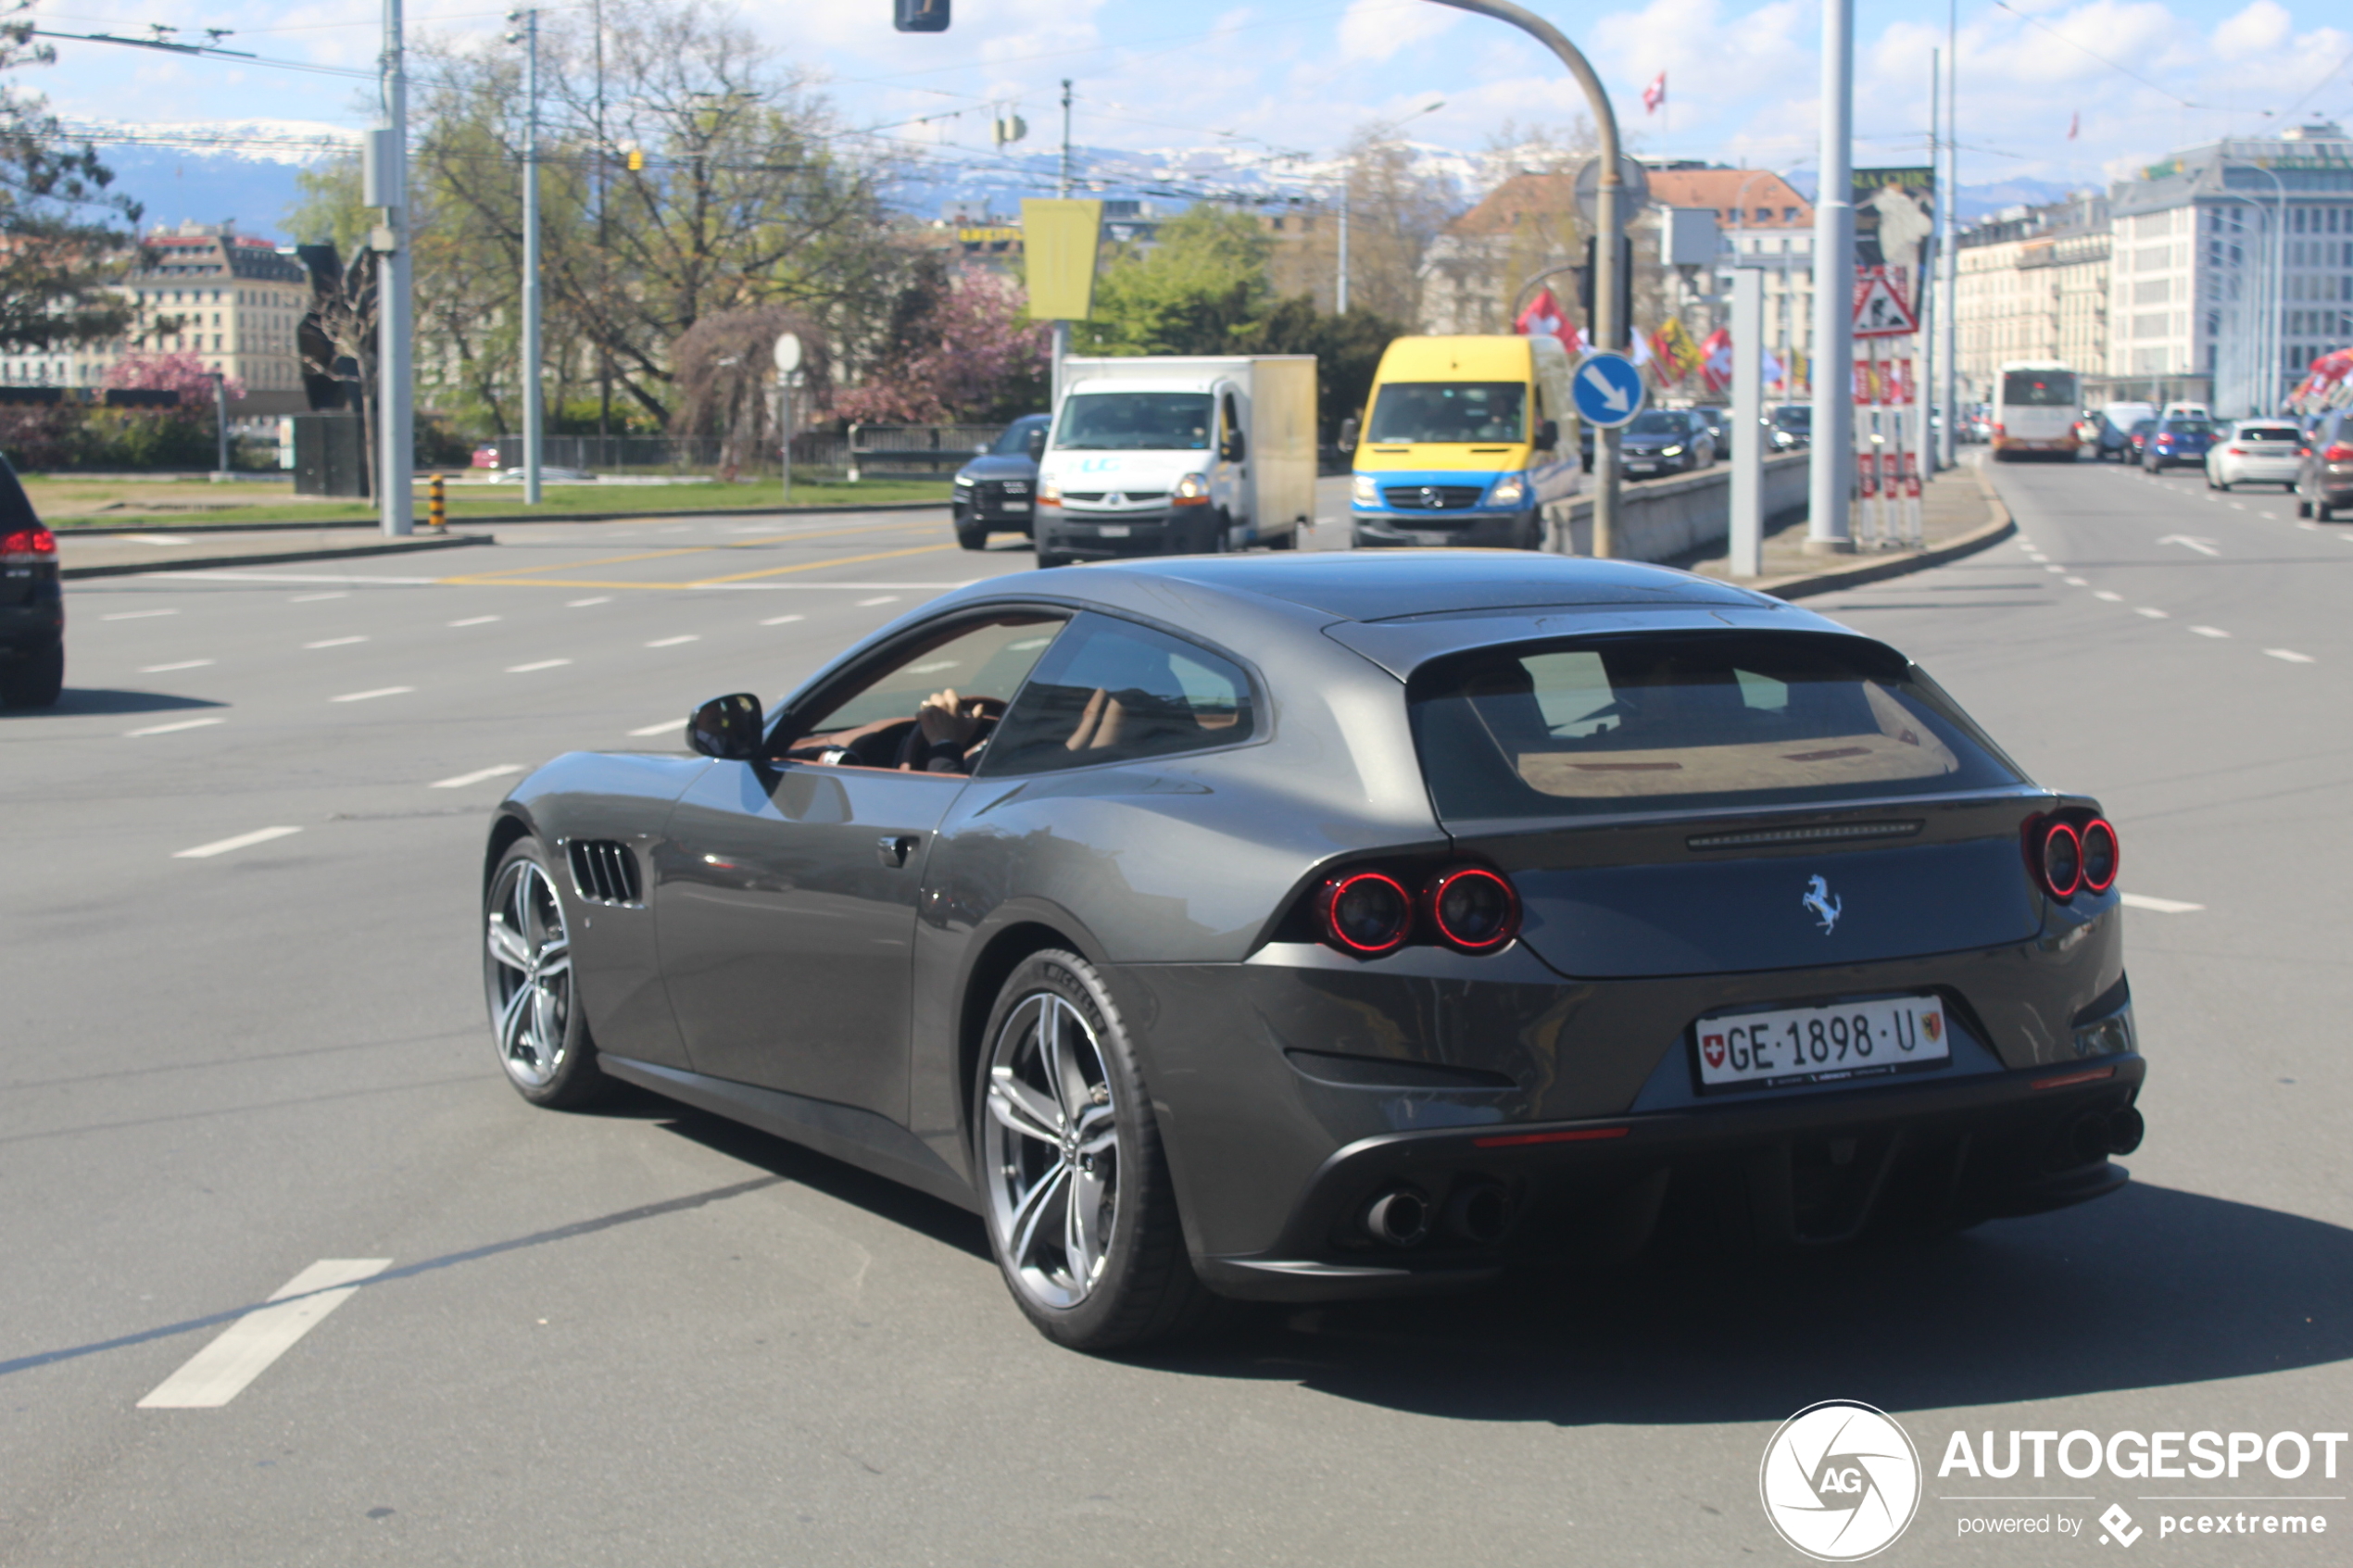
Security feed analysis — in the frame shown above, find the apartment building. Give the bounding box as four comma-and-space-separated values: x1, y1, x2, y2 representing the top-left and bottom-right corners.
1954, 194, 2112, 403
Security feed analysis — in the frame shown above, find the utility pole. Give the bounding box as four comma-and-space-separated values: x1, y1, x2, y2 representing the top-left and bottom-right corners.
595, 0, 610, 447
1422, 1, 1623, 557
1925, 48, 1940, 476
377, 0, 413, 536
1052, 79, 1073, 412
1806, 0, 1855, 553
1338, 182, 1350, 314
515, 7, 544, 505
1937, 0, 1957, 469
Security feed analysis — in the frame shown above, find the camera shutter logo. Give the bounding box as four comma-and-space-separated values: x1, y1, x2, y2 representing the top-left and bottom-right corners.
1758, 1399, 1922, 1561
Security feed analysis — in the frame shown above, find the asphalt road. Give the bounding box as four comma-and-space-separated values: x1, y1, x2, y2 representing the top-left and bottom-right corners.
2, 471, 2347, 1566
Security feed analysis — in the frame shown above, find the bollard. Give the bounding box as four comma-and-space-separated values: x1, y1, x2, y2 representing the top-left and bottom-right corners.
427, 473, 447, 532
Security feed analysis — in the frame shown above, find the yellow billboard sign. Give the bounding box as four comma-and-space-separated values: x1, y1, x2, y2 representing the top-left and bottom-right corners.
1021, 198, 1102, 321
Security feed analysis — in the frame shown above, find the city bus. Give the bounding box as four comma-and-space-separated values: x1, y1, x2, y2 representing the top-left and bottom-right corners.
1991, 360, 2082, 460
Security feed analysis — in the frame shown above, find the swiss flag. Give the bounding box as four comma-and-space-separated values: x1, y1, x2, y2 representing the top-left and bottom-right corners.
1699, 327, 1732, 393
1642, 72, 1667, 115
1514, 285, 1586, 355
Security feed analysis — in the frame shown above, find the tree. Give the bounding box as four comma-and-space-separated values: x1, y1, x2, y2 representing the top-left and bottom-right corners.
0, 6, 144, 352
669, 304, 827, 475
834, 261, 1049, 423
1074, 206, 1274, 357
1241, 297, 1410, 439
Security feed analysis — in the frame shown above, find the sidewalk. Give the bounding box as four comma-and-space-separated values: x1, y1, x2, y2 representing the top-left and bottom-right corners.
1688, 454, 2010, 598
57, 529, 492, 580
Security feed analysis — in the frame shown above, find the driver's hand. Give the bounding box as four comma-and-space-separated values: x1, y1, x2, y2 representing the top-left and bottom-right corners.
917, 687, 981, 746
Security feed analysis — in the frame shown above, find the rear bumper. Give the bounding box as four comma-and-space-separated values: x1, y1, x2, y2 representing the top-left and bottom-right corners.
0, 586, 63, 656
1196, 1056, 2145, 1300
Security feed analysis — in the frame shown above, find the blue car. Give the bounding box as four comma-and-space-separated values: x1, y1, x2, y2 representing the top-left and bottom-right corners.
2144, 415, 2216, 471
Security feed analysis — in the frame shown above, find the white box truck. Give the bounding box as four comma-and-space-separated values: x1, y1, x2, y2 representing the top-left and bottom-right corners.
1033, 355, 1316, 567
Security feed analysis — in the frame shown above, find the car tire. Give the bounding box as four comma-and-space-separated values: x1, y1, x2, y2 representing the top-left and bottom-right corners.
2216, 476, 2232, 492
2319, 500, 2335, 521
973, 949, 1221, 1353
955, 525, 989, 551
0, 638, 63, 708
2297, 495, 2313, 517
484, 837, 611, 1110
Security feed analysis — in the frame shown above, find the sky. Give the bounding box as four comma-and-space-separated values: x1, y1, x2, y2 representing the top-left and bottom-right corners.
17, 0, 2353, 198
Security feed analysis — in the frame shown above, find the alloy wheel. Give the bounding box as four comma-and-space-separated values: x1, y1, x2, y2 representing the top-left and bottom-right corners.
485, 854, 573, 1089
981, 990, 1118, 1311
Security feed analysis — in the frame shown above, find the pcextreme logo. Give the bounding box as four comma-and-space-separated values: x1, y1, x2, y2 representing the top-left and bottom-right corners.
1760, 1399, 1924, 1561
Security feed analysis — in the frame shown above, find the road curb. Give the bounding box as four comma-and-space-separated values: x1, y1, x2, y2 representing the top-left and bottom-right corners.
53, 497, 950, 537
61, 533, 494, 581
1750, 464, 2014, 601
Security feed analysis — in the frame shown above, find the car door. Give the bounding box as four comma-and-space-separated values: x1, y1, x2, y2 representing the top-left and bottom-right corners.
1214, 385, 1250, 536
654, 612, 1067, 1112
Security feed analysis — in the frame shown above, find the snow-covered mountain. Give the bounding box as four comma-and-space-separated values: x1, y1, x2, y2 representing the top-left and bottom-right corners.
57, 119, 359, 243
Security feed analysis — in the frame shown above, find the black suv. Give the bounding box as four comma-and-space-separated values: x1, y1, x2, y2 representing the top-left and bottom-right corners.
0, 455, 61, 708
950, 414, 1051, 551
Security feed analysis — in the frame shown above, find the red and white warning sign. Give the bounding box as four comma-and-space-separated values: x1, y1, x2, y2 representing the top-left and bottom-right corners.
1852, 266, 1919, 338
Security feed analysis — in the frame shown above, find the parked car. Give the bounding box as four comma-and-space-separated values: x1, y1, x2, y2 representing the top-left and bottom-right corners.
480, 551, 2143, 1351
2205, 419, 2303, 492
2143, 415, 2215, 471
0, 454, 61, 708
1768, 404, 1812, 451
1619, 409, 1716, 477
2296, 406, 2353, 519
951, 413, 1051, 550
1694, 406, 1732, 455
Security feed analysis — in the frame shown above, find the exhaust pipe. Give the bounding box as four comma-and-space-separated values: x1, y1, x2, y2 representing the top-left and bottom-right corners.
1444, 1181, 1513, 1246
1363, 1187, 1430, 1248
2106, 1106, 2145, 1155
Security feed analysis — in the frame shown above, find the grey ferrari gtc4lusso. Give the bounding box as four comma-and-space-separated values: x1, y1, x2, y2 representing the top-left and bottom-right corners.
479, 553, 2143, 1352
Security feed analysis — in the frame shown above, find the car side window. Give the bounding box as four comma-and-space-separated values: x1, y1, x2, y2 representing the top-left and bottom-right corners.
780, 614, 1066, 772
977, 613, 1255, 777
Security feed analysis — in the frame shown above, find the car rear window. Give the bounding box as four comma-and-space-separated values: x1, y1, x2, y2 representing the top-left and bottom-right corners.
1407, 633, 2025, 822
2238, 425, 2299, 443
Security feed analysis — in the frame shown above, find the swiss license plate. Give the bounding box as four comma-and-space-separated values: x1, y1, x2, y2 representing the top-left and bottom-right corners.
1098, 524, 1130, 537
1627, 461, 1657, 473
1693, 995, 1948, 1092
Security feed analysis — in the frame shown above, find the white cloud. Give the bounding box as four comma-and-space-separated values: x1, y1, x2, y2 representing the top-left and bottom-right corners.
1338, 0, 1461, 67
2214, 1, 2295, 58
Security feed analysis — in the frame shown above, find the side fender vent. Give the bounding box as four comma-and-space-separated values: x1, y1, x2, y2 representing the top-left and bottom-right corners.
566, 839, 643, 906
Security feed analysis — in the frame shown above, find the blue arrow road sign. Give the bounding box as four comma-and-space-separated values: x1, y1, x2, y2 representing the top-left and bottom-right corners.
1571, 352, 1646, 429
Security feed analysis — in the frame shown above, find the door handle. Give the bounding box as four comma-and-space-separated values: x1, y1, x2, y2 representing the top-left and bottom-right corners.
875, 834, 920, 869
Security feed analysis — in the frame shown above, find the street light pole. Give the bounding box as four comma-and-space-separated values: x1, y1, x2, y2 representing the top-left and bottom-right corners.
377, 0, 414, 536
1422, 0, 1624, 557
515, 7, 544, 505
1936, 1, 1957, 469
1806, 0, 1855, 554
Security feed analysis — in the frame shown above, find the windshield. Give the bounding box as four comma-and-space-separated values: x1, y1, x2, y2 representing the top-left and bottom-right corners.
1052, 393, 1213, 450
1627, 411, 1685, 436
989, 417, 1047, 455
1409, 632, 2025, 823
1772, 407, 1811, 430
1366, 382, 1527, 444
2001, 370, 2077, 408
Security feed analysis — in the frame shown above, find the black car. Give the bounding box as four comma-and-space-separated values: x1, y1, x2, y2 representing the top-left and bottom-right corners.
2296, 406, 2353, 520
951, 414, 1051, 551
1694, 406, 1731, 455
0, 456, 61, 708
1618, 409, 1717, 477
1769, 403, 1812, 451
2143, 415, 2215, 471
482, 552, 2142, 1351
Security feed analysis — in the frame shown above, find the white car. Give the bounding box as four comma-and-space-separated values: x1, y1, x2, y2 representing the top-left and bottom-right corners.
2206, 420, 2304, 491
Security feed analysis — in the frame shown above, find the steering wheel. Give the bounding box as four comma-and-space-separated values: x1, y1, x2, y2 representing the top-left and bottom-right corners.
894, 696, 1008, 771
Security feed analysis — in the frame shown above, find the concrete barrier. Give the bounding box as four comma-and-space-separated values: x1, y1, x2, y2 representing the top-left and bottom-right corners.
1554, 450, 1810, 561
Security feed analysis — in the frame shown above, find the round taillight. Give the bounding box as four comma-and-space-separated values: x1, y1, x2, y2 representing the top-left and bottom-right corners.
2080, 818, 2119, 894
1317, 872, 1413, 955
1426, 866, 1520, 952
2041, 822, 2083, 900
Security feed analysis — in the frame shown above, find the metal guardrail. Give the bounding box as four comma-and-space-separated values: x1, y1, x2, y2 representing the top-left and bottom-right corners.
487, 424, 1007, 483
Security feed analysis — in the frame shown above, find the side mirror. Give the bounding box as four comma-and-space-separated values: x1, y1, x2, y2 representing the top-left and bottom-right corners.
1221, 431, 1247, 463
1338, 416, 1360, 453
1534, 419, 1559, 452
1026, 428, 1047, 460
688, 692, 764, 759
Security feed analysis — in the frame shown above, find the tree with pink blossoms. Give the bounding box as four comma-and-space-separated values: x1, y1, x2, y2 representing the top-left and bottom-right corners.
103, 350, 244, 408
834, 261, 1050, 424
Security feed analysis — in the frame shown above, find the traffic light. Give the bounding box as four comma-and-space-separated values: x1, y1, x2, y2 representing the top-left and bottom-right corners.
894, 0, 949, 31
1574, 232, 1635, 323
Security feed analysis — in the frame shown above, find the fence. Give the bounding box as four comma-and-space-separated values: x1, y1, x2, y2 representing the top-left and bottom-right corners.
488, 423, 1008, 483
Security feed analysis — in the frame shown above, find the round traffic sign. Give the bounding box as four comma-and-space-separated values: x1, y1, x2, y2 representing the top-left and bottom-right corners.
773, 332, 802, 374
1571, 352, 1646, 429
1573, 155, 1650, 231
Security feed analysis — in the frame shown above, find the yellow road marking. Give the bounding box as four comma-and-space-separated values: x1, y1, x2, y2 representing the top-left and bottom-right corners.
687, 543, 960, 584
436, 540, 964, 592
449, 519, 940, 582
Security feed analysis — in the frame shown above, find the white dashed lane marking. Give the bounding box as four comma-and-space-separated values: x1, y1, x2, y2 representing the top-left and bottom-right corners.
141, 659, 213, 673
172, 825, 301, 859
125, 717, 224, 737
137, 1260, 390, 1409
429, 764, 527, 789
449, 615, 500, 627
566, 596, 611, 608
304, 636, 367, 649
761, 614, 805, 626
103, 608, 177, 621
628, 720, 679, 737
332, 686, 414, 703
2189, 626, 2231, 639
2063, 576, 2088, 586
2265, 648, 2317, 663
645, 634, 699, 647
2120, 893, 2205, 914
289, 592, 348, 603
2136, 607, 2170, 619
2095, 591, 2122, 602
507, 659, 572, 673
857, 595, 901, 607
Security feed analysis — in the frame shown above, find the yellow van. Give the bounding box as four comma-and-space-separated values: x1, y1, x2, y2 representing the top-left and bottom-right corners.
1348, 334, 1580, 550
